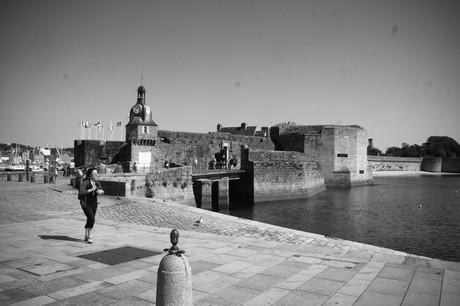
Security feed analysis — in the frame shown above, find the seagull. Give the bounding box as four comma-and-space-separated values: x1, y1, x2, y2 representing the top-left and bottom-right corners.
419, 204, 422, 209
194, 216, 203, 226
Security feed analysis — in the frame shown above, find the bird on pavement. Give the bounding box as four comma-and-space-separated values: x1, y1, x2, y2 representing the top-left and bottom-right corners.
194, 216, 203, 226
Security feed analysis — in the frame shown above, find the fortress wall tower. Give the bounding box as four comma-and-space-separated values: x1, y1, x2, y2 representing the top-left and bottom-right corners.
298, 126, 372, 187
125, 85, 159, 172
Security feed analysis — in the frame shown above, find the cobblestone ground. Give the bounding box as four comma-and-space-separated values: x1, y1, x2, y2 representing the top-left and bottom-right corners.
0, 180, 335, 250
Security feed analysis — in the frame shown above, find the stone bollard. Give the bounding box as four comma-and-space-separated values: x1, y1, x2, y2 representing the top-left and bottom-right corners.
31, 175, 35, 183
156, 229, 192, 306
44, 175, 49, 183
18, 173, 23, 182
7, 173, 12, 181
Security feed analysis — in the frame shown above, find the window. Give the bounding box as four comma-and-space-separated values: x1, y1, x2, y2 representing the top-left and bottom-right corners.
143, 126, 148, 134
359, 170, 364, 174
337, 153, 348, 157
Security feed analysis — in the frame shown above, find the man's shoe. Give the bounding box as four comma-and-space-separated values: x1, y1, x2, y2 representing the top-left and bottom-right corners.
87, 238, 93, 244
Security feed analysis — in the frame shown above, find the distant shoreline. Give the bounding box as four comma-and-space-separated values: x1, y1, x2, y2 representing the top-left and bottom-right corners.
372, 170, 459, 177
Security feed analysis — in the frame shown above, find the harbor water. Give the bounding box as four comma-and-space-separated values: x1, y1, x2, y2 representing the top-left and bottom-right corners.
223, 174, 460, 262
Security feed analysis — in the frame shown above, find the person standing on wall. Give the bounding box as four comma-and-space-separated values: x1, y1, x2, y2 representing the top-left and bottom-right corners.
69, 159, 75, 177
79, 168, 104, 244
114, 162, 123, 173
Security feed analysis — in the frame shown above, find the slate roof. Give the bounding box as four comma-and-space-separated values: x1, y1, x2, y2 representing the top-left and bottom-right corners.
274, 123, 363, 135
218, 125, 258, 136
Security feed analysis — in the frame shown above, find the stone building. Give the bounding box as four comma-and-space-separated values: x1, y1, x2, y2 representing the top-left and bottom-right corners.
125, 85, 159, 172
270, 123, 373, 187
74, 85, 159, 172
217, 122, 269, 137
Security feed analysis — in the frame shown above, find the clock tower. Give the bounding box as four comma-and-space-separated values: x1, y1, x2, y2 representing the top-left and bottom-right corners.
125, 85, 158, 144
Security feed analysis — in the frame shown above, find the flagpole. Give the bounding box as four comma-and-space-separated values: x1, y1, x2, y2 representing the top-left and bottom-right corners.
110, 121, 113, 141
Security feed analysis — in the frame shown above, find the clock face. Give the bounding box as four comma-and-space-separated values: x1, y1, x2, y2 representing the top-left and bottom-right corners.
133, 105, 141, 114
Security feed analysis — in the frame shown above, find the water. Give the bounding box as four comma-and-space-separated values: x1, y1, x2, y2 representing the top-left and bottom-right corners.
223, 175, 460, 262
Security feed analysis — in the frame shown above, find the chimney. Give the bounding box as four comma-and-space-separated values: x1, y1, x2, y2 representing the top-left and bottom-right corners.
241, 122, 247, 130
368, 138, 374, 148
217, 123, 222, 132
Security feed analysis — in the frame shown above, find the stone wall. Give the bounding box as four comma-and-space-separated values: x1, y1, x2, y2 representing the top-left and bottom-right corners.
368, 156, 423, 172
421, 157, 460, 173
441, 158, 460, 173
420, 157, 441, 172
241, 150, 325, 202
157, 130, 275, 170
97, 166, 194, 205
368, 156, 460, 173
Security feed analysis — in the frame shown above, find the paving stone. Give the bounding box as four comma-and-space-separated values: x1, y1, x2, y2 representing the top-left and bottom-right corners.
95, 279, 151, 300
195, 285, 261, 306
201, 253, 242, 265
336, 277, 372, 296
195, 275, 241, 293
47, 280, 108, 300
401, 291, 440, 306
367, 277, 410, 297
46, 291, 118, 306
272, 290, 329, 306
7, 295, 57, 306
275, 270, 314, 290
322, 293, 358, 306
354, 291, 403, 306
18, 276, 87, 296
259, 262, 304, 279
440, 292, 460, 306
231, 264, 268, 279
408, 277, 442, 295
192, 270, 226, 287
378, 264, 416, 281
18, 262, 77, 276
243, 287, 291, 306
0, 288, 37, 305
235, 274, 284, 291
297, 277, 345, 296
316, 266, 357, 282
441, 276, 460, 295
190, 260, 220, 275
212, 260, 254, 274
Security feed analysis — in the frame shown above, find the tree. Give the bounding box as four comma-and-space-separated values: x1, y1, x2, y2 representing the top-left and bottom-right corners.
422, 136, 460, 157
385, 146, 402, 157
367, 146, 383, 156
385, 143, 423, 157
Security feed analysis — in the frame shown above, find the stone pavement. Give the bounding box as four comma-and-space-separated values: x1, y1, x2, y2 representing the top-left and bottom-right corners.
0, 176, 459, 305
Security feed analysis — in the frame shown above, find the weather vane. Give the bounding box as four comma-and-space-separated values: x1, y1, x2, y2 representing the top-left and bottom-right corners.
141, 65, 144, 85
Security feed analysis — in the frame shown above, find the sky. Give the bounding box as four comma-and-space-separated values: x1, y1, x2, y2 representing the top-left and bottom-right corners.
1, 0, 459, 151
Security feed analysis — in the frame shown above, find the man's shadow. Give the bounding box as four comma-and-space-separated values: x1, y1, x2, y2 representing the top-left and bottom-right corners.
38, 235, 83, 242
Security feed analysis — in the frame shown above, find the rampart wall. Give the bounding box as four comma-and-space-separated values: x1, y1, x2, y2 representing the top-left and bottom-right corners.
368, 156, 460, 173
420, 157, 441, 172
440, 158, 460, 173
367, 156, 423, 172
421, 157, 460, 173
97, 166, 194, 205
241, 150, 325, 202
157, 130, 274, 169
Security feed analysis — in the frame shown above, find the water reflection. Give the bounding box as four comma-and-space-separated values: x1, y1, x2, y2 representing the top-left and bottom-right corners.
220, 175, 460, 262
